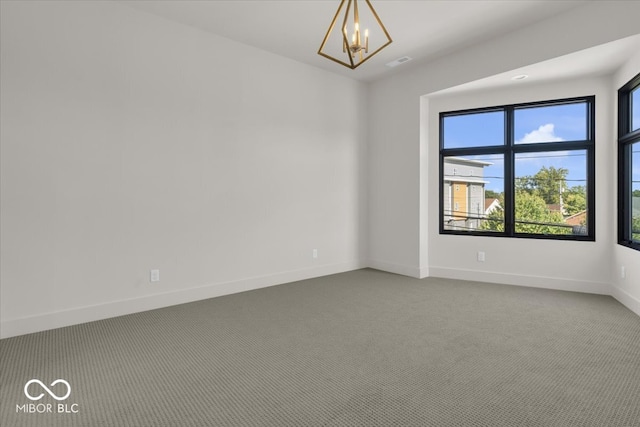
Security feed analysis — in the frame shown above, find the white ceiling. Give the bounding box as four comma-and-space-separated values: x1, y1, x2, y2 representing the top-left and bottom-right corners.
434, 33, 640, 96
122, 0, 640, 85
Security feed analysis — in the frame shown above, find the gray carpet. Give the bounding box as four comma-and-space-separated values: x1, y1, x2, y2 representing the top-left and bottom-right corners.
1, 269, 639, 426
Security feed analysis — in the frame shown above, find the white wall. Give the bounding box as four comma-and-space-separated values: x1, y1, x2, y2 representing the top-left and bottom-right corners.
611, 50, 640, 315
368, 1, 640, 314
0, 1, 367, 338
368, 1, 640, 281
427, 77, 614, 294
3, 1, 640, 339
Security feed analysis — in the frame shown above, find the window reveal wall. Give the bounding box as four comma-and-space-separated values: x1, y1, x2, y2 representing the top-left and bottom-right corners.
427, 76, 614, 295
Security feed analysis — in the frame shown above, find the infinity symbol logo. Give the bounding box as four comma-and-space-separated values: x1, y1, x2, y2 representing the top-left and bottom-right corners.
24, 379, 71, 401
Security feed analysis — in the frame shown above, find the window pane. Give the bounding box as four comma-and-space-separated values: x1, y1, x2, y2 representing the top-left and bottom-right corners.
632, 86, 639, 132
443, 111, 504, 148
443, 154, 504, 232
632, 142, 640, 243
515, 102, 587, 144
514, 150, 587, 235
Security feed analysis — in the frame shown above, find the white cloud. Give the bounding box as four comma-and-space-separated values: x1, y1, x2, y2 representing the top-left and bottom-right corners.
516, 123, 564, 144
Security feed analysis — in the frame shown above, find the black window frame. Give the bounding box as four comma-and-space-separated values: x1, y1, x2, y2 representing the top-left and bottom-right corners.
439, 95, 596, 241
617, 72, 640, 251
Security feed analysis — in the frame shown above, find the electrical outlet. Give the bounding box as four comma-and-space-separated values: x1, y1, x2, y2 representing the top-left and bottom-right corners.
621, 266, 626, 279
312, 249, 318, 259
477, 251, 485, 262
150, 269, 160, 282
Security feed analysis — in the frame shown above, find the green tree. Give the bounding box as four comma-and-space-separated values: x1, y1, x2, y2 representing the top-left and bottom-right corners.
481, 191, 570, 235
515, 175, 538, 194
633, 215, 640, 242
485, 189, 501, 200
563, 186, 587, 216
515, 190, 569, 234
532, 166, 568, 205
481, 208, 505, 231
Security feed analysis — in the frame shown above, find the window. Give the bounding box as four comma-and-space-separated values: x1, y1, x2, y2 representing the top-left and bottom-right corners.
618, 73, 640, 251
440, 96, 595, 240
632, 86, 640, 132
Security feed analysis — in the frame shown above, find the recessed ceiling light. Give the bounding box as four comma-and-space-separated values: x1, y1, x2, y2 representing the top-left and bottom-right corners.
511, 74, 529, 81
386, 56, 412, 68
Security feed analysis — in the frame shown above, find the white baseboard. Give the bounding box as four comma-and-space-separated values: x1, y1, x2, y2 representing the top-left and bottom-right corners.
428, 266, 612, 295
610, 285, 640, 317
4, 261, 635, 339
367, 259, 422, 278
0, 261, 364, 339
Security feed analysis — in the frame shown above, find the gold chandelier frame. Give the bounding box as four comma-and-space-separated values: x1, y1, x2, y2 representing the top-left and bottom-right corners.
318, 0, 392, 70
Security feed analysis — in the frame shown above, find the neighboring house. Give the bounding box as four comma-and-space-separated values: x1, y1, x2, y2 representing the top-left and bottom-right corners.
547, 204, 564, 215
443, 157, 492, 231
565, 210, 588, 236
485, 198, 501, 215
565, 210, 587, 226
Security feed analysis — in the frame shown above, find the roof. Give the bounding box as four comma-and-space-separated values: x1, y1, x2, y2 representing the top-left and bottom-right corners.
485, 198, 501, 214
565, 210, 587, 226
443, 177, 489, 184
485, 198, 500, 210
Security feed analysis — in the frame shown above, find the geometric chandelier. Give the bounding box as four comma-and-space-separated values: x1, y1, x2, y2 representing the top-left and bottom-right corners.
318, 0, 392, 69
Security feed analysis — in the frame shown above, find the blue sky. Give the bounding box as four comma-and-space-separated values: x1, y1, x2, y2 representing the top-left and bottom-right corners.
444, 103, 588, 192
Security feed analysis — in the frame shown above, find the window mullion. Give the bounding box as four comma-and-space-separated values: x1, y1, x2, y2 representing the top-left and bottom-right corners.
504, 107, 515, 236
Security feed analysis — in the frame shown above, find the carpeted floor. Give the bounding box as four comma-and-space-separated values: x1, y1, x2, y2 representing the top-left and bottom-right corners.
1, 269, 639, 426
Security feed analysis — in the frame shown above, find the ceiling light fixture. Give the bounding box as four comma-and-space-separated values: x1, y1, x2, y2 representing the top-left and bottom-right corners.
511, 74, 529, 81
318, 0, 392, 69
